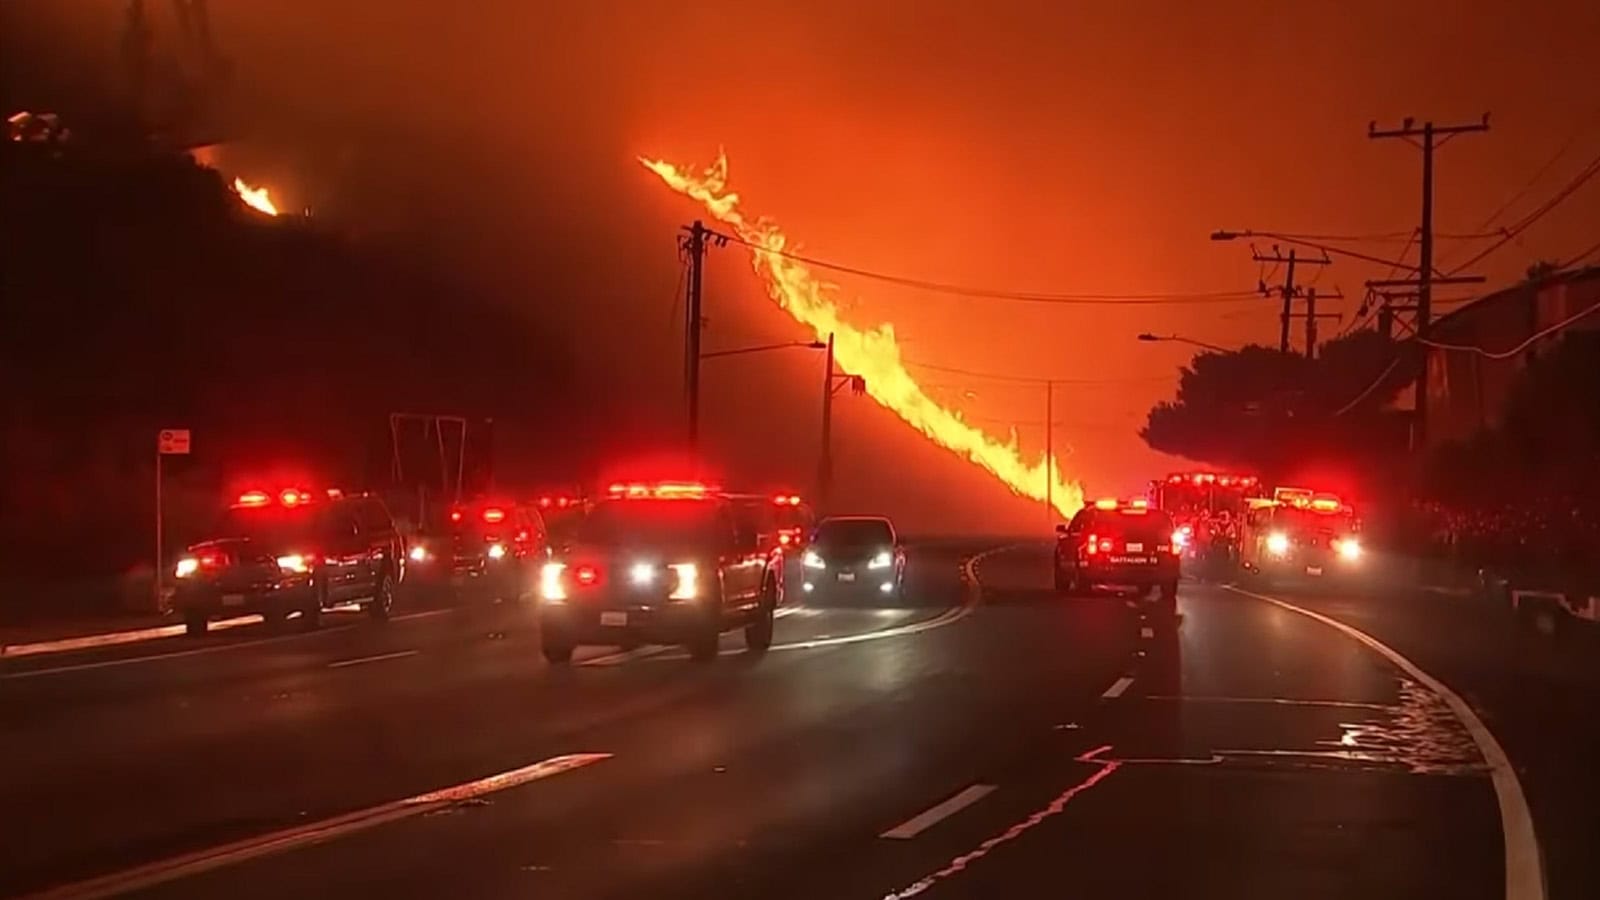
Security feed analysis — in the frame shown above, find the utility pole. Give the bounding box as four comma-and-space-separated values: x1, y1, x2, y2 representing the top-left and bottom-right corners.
818, 332, 834, 508
1249, 246, 1332, 354
683, 220, 707, 449
817, 332, 865, 512
1369, 115, 1489, 445
1302, 287, 1344, 359
1044, 380, 1054, 525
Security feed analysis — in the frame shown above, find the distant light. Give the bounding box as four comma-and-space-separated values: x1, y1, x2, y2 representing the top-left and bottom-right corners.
630, 562, 655, 585
486, 543, 507, 560
408, 545, 428, 562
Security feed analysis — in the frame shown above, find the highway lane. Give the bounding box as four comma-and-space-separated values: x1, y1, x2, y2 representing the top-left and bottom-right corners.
0, 541, 1531, 898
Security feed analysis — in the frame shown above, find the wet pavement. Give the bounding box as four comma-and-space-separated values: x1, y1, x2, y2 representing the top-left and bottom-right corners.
2, 540, 1591, 898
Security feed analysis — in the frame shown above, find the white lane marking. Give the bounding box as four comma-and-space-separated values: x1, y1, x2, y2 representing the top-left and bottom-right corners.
1225, 585, 1545, 900
884, 746, 1122, 899
20, 753, 611, 900
326, 649, 419, 669
3, 608, 455, 680
881, 785, 996, 839
1145, 694, 1391, 712
1101, 676, 1135, 699
2, 615, 262, 657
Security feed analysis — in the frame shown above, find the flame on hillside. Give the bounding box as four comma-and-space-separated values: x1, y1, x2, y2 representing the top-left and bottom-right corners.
640, 152, 1083, 516
232, 177, 279, 216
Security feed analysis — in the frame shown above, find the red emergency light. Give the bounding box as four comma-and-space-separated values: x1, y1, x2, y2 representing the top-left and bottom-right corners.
482, 506, 507, 524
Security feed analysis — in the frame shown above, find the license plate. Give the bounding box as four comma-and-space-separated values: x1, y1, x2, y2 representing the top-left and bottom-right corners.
1306, 566, 1324, 576
221, 593, 246, 607
1125, 542, 1144, 553
1109, 556, 1153, 565
600, 611, 628, 627
837, 571, 856, 582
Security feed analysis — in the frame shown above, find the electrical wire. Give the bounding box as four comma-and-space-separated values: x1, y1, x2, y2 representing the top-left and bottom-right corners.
1558, 235, 1600, 269
1474, 106, 1600, 231
1418, 298, 1600, 359
1445, 149, 1600, 275
1332, 356, 1406, 416
903, 358, 1175, 385
710, 230, 1262, 305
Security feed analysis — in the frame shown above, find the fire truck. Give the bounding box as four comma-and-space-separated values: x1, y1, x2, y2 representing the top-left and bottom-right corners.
1238, 490, 1365, 588
1150, 472, 1261, 576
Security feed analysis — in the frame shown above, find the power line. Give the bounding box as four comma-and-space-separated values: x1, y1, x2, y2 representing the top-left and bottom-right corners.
1445, 148, 1600, 275
904, 358, 1175, 385
1419, 298, 1600, 359
1474, 105, 1600, 231
1332, 356, 1406, 416
708, 229, 1262, 305
1558, 235, 1600, 269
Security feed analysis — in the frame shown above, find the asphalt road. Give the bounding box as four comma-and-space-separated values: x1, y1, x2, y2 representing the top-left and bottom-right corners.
2, 539, 1584, 899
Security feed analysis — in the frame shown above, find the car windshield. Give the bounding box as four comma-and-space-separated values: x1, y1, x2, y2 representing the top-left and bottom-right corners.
814, 518, 893, 547
571, 500, 726, 549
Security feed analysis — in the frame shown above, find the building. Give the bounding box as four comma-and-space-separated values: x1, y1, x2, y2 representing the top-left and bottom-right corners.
1425, 266, 1600, 448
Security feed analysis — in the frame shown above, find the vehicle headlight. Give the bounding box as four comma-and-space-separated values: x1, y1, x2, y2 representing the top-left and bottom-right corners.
486, 542, 507, 560
868, 550, 893, 570
802, 550, 826, 570
276, 553, 310, 574
1336, 538, 1362, 561
1266, 532, 1290, 556
408, 544, 429, 563
174, 557, 200, 579
630, 562, 656, 586
668, 562, 699, 600
539, 562, 567, 602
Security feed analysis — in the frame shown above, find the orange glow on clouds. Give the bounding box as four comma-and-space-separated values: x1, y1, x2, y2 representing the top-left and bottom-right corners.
640, 151, 1083, 516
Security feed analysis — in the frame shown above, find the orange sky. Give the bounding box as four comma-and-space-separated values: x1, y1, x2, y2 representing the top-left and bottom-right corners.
7, 0, 1600, 530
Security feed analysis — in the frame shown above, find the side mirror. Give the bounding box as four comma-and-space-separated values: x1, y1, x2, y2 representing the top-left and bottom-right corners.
1054, 524, 1068, 535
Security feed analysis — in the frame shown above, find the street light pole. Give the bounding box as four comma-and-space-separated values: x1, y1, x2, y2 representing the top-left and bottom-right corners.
818, 332, 835, 510
1044, 379, 1054, 525
1136, 333, 1232, 354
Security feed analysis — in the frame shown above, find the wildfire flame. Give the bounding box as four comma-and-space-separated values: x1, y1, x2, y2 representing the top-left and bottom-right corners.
232, 177, 279, 216
640, 151, 1084, 516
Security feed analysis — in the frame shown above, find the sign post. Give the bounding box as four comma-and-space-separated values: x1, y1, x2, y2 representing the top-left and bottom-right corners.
156, 429, 191, 608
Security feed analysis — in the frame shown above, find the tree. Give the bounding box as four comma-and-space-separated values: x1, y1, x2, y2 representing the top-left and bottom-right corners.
1139, 332, 1414, 484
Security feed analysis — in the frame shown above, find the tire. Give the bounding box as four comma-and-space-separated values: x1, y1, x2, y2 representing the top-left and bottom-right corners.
745, 582, 776, 654
299, 589, 323, 632
183, 611, 208, 637
541, 636, 574, 664
369, 572, 394, 622
1053, 565, 1068, 593
1156, 581, 1178, 619
261, 605, 288, 632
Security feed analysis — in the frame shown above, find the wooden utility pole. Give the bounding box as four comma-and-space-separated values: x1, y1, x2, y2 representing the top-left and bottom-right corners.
1250, 247, 1332, 354
1368, 115, 1489, 444
681, 220, 712, 449
1302, 287, 1344, 359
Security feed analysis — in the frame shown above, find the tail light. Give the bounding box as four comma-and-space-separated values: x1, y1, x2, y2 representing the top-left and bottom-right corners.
574, 564, 600, 586
1085, 533, 1110, 556
540, 563, 567, 602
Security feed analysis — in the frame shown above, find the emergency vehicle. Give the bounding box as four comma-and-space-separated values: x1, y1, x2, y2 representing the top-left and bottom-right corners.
1054, 498, 1184, 617
537, 481, 784, 663
405, 497, 547, 601
1238, 491, 1364, 586
171, 487, 404, 634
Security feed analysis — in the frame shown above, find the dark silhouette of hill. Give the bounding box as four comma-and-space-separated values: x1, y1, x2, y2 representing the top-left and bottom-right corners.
1, 146, 578, 582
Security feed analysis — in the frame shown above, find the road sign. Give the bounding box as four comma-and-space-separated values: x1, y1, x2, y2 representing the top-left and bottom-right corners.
158, 429, 191, 455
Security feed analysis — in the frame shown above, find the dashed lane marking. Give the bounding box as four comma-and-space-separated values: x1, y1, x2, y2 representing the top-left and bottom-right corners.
1100, 675, 1135, 699
881, 785, 996, 839
326, 649, 420, 669
1225, 584, 1545, 900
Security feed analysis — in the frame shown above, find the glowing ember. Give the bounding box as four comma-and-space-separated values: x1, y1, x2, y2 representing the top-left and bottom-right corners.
232, 178, 279, 216
640, 151, 1084, 516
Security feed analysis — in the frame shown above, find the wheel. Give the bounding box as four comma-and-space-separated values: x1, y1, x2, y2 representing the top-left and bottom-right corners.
1156, 582, 1178, 619
687, 610, 722, 662
183, 611, 208, 636
299, 588, 323, 631
369, 572, 394, 622
260, 605, 288, 632
541, 636, 574, 664
1053, 565, 1068, 593
745, 583, 776, 654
